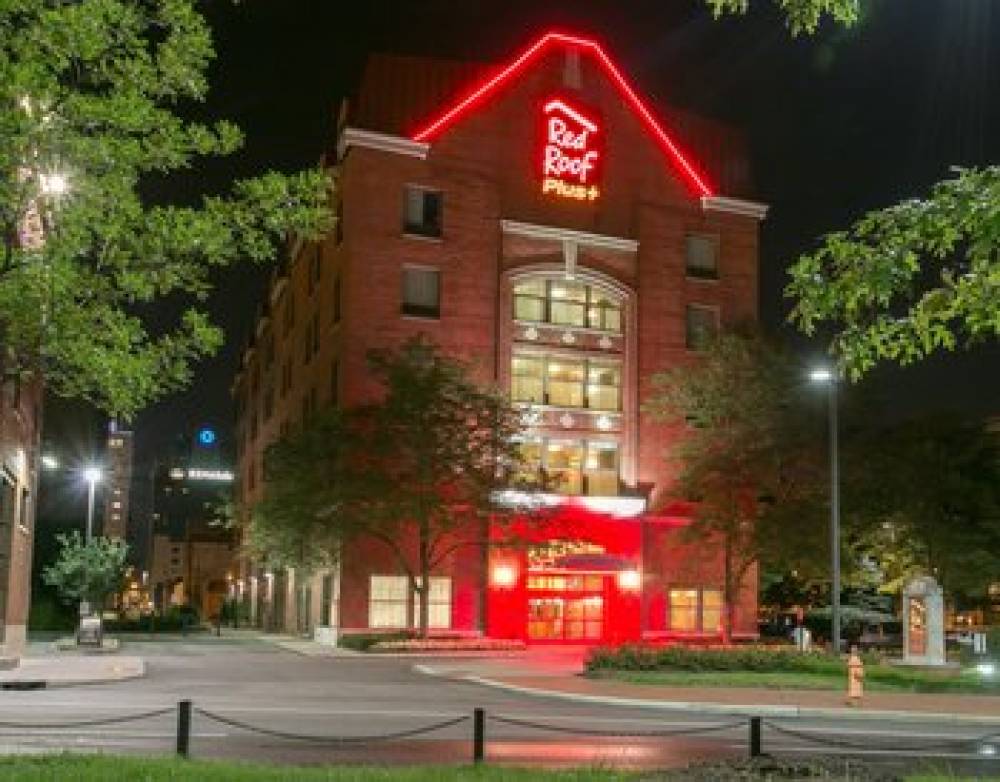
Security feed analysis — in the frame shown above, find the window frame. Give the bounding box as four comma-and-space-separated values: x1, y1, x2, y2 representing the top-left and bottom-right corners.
685, 304, 720, 352
510, 351, 621, 412
668, 587, 724, 633
517, 436, 620, 497
684, 233, 720, 281
401, 265, 441, 319
402, 185, 443, 239
512, 278, 623, 334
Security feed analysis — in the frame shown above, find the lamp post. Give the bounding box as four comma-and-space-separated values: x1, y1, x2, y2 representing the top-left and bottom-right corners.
83, 466, 102, 543
809, 367, 841, 654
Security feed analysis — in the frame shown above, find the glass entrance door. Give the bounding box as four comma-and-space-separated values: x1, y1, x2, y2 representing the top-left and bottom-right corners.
527, 573, 606, 641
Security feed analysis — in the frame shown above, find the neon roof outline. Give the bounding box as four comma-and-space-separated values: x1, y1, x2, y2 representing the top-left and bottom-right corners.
410, 31, 714, 197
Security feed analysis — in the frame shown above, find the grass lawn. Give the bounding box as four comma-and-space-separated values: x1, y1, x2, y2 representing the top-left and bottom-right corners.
0, 756, 638, 782
0, 756, 994, 781
587, 666, 1000, 694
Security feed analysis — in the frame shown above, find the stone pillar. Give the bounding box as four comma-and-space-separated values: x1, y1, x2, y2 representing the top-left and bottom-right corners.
903, 575, 945, 666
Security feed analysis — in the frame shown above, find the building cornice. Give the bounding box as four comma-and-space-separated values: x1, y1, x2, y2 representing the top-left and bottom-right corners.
337, 127, 429, 160
701, 196, 769, 221
500, 220, 638, 253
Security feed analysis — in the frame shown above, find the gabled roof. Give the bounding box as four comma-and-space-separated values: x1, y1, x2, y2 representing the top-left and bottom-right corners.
408, 31, 715, 197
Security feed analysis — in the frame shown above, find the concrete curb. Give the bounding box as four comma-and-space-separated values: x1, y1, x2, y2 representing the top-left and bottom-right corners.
429, 669, 1000, 726
0, 659, 146, 689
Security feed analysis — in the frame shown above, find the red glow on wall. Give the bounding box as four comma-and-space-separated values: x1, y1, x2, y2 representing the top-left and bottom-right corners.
540, 98, 602, 201
410, 31, 714, 198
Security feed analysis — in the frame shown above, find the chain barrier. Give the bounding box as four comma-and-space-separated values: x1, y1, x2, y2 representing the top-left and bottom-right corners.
0, 706, 175, 731
763, 719, 1000, 753
193, 708, 470, 745
490, 713, 747, 739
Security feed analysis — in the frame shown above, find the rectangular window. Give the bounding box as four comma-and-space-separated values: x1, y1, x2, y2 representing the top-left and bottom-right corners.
584, 442, 619, 496
669, 589, 699, 631
548, 281, 587, 327
369, 575, 409, 629
402, 267, 440, 318
545, 359, 585, 407
588, 289, 622, 331
511, 355, 544, 404
586, 362, 620, 411
403, 187, 442, 237
545, 440, 583, 495
416, 577, 452, 629
686, 305, 719, 351
334, 201, 344, 245
686, 235, 719, 279
513, 279, 546, 322
333, 275, 342, 324
18, 487, 30, 530
669, 588, 723, 632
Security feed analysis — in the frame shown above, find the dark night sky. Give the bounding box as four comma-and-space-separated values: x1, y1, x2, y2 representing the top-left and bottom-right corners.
48, 0, 1000, 488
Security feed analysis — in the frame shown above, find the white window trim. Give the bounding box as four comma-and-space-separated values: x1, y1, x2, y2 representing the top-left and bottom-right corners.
501, 220, 638, 253
338, 128, 429, 160
700, 196, 769, 221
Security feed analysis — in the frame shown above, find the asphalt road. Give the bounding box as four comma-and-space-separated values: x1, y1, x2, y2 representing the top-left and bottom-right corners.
2, 634, 999, 774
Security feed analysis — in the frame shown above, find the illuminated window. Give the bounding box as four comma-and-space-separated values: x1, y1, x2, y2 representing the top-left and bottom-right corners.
549, 282, 587, 327
669, 588, 723, 632
511, 353, 620, 411
511, 355, 544, 404
587, 363, 620, 411
403, 187, 442, 238
512, 278, 622, 333
402, 267, 440, 318
545, 440, 583, 495
685, 305, 719, 351
369, 575, 408, 629
669, 589, 699, 631
584, 442, 619, 496
513, 279, 546, 322
112, 501, 121, 509
685, 235, 718, 279
546, 359, 585, 407
416, 577, 452, 629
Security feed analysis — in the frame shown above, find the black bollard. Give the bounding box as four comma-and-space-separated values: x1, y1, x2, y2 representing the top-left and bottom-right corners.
749, 716, 762, 758
176, 699, 192, 758
473, 708, 485, 764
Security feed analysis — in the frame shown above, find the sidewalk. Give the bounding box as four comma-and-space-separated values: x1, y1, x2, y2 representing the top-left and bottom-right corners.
0, 655, 144, 688
417, 658, 1000, 724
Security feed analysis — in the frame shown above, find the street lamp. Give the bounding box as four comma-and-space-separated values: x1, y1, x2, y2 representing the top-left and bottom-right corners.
82, 466, 102, 543
810, 366, 841, 654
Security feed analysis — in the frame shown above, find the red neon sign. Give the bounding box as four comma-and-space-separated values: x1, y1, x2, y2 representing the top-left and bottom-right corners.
410, 31, 714, 198
540, 98, 602, 201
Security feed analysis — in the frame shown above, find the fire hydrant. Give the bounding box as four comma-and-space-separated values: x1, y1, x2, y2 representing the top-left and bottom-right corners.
846, 646, 864, 706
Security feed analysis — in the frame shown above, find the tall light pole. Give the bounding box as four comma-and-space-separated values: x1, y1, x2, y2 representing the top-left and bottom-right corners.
83, 466, 103, 543
809, 367, 841, 654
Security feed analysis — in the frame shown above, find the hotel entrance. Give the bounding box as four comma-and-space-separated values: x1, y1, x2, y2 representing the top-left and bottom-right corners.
526, 573, 607, 641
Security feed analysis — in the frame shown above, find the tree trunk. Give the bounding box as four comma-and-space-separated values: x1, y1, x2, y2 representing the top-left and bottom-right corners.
418, 520, 431, 639
722, 534, 734, 645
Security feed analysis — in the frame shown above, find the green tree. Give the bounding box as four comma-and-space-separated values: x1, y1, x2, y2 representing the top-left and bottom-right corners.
786, 168, 1000, 380
43, 531, 128, 611
644, 331, 828, 641
250, 336, 536, 637
844, 417, 1000, 600
703, 0, 859, 35
1, 0, 329, 418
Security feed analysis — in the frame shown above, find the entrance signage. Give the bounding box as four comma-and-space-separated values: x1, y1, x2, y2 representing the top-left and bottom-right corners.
540, 98, 602, 201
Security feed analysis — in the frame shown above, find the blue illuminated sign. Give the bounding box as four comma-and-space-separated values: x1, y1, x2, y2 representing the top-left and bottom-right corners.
197, 428, 216, 446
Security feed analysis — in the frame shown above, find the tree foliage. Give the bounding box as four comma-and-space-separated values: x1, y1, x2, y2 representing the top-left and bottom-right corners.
644, 331, 828, 641
42, 531, 128, 608
249, 336, 535, 636
0, 0, 330, 418
703, 0, 859, 35
787, 167, 1000, 379
844, 417, 1000, 599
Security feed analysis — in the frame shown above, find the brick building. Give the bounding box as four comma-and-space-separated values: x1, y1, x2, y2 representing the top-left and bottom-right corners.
0, 375, 41, 657
233, 32, 767, 643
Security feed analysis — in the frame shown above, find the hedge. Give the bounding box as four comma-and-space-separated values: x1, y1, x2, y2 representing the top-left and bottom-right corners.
585, 645, 876, 674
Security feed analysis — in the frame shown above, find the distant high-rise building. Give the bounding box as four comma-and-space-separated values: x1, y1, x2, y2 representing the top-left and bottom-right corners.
102, 422, 133, 541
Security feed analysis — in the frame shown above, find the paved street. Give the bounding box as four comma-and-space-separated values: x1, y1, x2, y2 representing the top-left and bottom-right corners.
1, 634, 999, 773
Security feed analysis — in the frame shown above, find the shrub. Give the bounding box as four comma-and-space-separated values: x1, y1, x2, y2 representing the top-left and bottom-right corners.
338, 631, 413, 652
371, 638, 526, 652
585, 644, 877, 675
